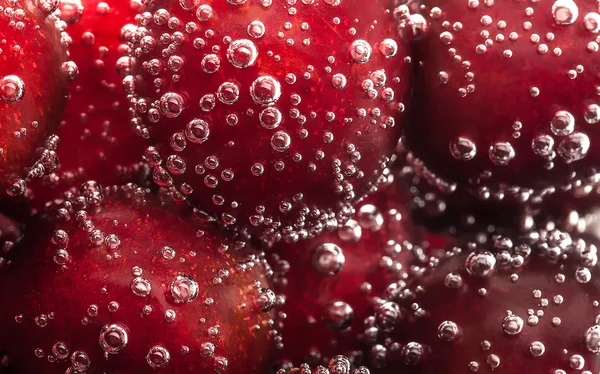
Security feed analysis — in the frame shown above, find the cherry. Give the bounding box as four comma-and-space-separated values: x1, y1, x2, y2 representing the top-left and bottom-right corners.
368, 226, 600, 373
0, 183, 275, 373
28, 0, 150, 205
270, 177, 415, 369
0, 0, 72, 198
405, 0, 600, 205
122, 0, 412, 244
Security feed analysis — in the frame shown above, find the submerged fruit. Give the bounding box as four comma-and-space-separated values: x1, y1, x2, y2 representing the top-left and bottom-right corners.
405, 0, 600, 204
0, 183, 275, 373
370, 226, 600, 373
29, 0, 150, 204
122, 0, 412, 244
271, 179, 414, 368
0, 0, 72, 198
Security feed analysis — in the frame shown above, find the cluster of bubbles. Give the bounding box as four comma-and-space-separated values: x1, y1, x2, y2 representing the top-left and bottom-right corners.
276, 355, 371, 374
403, 143, 600, 204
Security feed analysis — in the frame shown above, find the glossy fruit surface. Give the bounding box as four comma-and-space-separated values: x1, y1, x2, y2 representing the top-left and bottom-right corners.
0, 0, 71, 198
369, 226, 600, 373
405, 0, 600, 204
271, 178, 415, 369
123, 0, 412, 244
28, 0, 150, 205
0, 184, 275, 373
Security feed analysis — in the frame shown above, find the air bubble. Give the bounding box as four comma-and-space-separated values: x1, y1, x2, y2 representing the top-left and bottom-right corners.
227, 39, 258, 68
0, 75, 25, 103
185, 119, 210, 143
311, 243, 345, 275
552, 0, 579, 25
131, 277, 152, 297
170, 274, 199, 303
99, 323, 129, 354
450, 137, 477, 161
270, 131, 291, 152
250, 76, 281, 106
350, 40, 372, 63
159, 92, 184, 118
146, 346, 170, 368
259, 107, 282, 129
247, 20, 266, 38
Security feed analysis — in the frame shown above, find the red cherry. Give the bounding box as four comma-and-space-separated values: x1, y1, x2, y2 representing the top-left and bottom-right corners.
28, 0, 150, 205
0, 184, 275, 373
369, 227, 600, 373
270, 177, 415, 369
122, 0, 412, 244
405, 0, 600, 205
0, 0, 71, 198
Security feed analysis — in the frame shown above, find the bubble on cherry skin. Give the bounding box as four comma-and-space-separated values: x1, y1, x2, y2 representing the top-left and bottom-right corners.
58, 0, 84, 24
311, 243, 345, 275
586, 325, 600, 353
0, 75, 25, 104
502, 315, 523, 335
253, 287, 276, 312
216, 81, 240, 105
271, 131, 291, 152
438, 320, 459, 341
557, 132, 590, 163
131, 277, 152, 297
185, 119, 210, 143
550, 110, 575, 136
201, 54, 221, 74
52, 341, 69, 359
332, 73, 347, 89
529, 341, 545, 357
323, 301, 354, 330
70, 351, 90, 372
552, 0, 579, 25
247, 20, 266, 38
99, 323, 129, 354
227, 39, 258, 68
259, 107, 282, 129
170, 274, 199, 303
251, 76, 282, 106
350, 40, 372, 63
159, 92, 184, 118
146, 345, 170, 368
465, 251, 496, 277
449, 137, 477, 161
36, 0, 59, 13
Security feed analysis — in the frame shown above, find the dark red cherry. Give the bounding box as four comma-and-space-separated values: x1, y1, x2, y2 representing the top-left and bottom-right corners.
122, 0, 412, 244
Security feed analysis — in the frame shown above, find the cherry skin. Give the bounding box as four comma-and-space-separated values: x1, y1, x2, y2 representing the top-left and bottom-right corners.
0, 0, 71, 198
270, 178, 415, 369
405, 0, 600, 205
28, 0, 150, 205
369, 227, 600, 373
122, 0, 412, 244
0, 184, 275, 373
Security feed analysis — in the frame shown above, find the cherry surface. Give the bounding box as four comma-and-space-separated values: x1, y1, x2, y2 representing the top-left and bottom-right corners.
270, 177, 415, 369
27, 0, 150, 205
122, 0, 412, 244
405, 0, 600, 205
0, 0, 71, 198
0, 184, 275, 373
